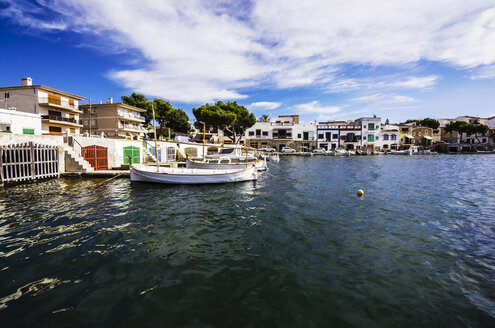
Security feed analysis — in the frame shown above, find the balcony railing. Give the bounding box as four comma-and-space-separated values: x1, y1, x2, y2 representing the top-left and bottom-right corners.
39, 97, 77, 110
41, 115, 79, 124
272, 135, 292, 139
119, 112, 145, 122
119, 124, 144, 131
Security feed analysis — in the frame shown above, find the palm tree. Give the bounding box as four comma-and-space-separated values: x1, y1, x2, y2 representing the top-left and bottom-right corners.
259, 114, 269, 122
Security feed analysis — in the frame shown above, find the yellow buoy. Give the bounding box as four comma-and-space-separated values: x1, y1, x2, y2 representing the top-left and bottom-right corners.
357, 189, 364, 197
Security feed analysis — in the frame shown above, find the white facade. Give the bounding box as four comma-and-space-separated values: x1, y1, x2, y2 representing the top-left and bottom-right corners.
357, 117, 382, 149
317, 123, 344, 150
0, 108, 42, 135
377, 125, 400, 150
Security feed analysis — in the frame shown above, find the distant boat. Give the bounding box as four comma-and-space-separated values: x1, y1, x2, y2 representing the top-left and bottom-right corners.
130, 164, 258, 184
186, 157, 267, 171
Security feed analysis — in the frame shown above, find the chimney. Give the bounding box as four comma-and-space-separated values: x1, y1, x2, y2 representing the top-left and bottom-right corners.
108, 97, 113, 104
21, 77, 32, 86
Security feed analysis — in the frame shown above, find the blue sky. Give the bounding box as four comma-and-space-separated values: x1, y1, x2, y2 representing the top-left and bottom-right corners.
1, 0, 495, 123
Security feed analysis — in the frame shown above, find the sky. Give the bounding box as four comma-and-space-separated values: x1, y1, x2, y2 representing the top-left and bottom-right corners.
1, 0, 495, 123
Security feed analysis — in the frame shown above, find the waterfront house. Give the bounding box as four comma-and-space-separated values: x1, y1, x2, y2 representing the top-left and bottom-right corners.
316, 121, 347, 150
79, 98, 146, 139
412, 126, 434, 148
398, 125, 414, 149
244, 115, 305, 151
0, 107, 42, 135
377, 125, 399, 150
292, 122, 316, 152
0, 77, 85, 135
356, 116, 381, 151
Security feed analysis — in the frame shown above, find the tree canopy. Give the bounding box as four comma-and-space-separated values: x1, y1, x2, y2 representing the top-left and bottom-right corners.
121, 93, 192, 136
444, 121, 489, 143
192, 101, 256, 143
405, 118, 440, 129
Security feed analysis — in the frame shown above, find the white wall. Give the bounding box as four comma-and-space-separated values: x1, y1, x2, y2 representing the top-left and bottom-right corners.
0, 108, 42, 134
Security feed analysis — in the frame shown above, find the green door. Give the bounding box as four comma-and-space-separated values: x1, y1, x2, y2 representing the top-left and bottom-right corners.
123, 146, 140, 164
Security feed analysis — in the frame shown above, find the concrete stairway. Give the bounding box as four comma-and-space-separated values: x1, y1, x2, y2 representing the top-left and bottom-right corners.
143, 147, 158, 163
62, 144, 94, 172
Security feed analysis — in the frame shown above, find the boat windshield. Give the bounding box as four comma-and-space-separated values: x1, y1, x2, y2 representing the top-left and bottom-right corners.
219, 148, 235, 154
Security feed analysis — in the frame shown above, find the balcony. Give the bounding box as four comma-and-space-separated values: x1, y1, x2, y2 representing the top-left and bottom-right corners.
38, 97, 82, 113
119, 112, 145, 122
271, 122, 294, 126
41, 115, 82, 127
272, 135, 292, 139
119, 123, 144, 133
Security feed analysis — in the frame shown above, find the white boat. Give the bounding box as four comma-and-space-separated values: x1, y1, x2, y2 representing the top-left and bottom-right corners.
186, 157, 267, 171
389, 149, 412, 155
130, 164, 258, 184
334, 149, 351, 156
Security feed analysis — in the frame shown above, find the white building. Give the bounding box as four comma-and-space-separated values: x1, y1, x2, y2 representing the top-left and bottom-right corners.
244, 115, 316, 151
317, 121, 346, 150
0, 107, 42, 135
377, 125, 400, 150
356, 116, 382, 150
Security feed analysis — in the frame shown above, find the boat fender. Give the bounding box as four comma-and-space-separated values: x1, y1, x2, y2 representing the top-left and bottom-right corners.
357, 189, 364, 197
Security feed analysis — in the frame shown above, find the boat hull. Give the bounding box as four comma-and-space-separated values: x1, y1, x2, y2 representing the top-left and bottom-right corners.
186, 159, 267, 171
130, 165, 258, 184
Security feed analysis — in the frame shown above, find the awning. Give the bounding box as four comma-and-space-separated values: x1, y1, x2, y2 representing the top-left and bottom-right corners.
404, 135, 413, 139
423, 136, 432, 140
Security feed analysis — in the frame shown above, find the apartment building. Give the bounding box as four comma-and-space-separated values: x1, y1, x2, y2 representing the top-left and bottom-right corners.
356, 116, 381, 151
0, 77, 85, 135
79, 98, 146, 139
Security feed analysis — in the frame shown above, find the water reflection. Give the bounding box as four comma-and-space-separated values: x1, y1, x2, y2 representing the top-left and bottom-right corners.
0, 156, 494, 326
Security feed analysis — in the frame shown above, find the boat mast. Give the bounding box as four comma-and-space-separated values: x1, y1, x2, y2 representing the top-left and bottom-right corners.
202, 122, 206, 161
152, 102, 159, 172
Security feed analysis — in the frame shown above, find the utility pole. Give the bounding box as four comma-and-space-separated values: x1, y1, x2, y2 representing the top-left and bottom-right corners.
89, 97, 92, 136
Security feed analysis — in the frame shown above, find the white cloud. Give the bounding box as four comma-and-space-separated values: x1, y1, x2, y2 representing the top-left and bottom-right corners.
351, 93, 417, 104
2, 0, 495, 102
248, 101, 281, 110
294, 101, 341, 115
470, 64, 495, 79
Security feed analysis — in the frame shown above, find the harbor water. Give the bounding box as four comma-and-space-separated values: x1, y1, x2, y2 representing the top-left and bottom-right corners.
1, 155, 494, 326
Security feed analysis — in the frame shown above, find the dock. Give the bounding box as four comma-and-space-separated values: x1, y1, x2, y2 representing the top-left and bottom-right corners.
61, 170, 130, 178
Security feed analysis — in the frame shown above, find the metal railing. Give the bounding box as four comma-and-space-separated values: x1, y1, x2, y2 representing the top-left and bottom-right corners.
119, 112, 145, 122
41, 115, 79, 124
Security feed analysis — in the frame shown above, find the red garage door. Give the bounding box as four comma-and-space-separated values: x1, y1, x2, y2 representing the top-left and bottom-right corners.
82, 145, 108, 170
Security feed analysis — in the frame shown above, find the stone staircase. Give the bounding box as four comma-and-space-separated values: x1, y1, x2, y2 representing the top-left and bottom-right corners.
143, 146, 158, 163
62, 144, 94, 172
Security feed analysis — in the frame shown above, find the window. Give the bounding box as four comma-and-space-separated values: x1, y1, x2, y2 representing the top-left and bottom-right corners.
368, 135, 374, 142
49, 126, 62, 134
363, 125, 367, 129
425, 130, 428, 135
375, 136, 379, 140
256, 129, 261, 136
23, 128, 34, 135
70, 128, 75, 134
383, 134, 389, 140
363, 136, 366, 140
391, 135, 397, 140
401, 128, 409, 132
48, 94, 61, 105
248, 131, 254, 136
332, 134, 338, 139
262, 131, 268, 136
368, 123, 375, 130
69, 99, 74, 107
297, 134, 301, 138
318, 134, 324, 139
48, 110, 61, 117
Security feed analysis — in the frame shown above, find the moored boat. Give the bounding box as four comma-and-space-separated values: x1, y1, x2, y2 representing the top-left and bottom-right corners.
130, 164, 258, 184
186, 157, 267, 171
